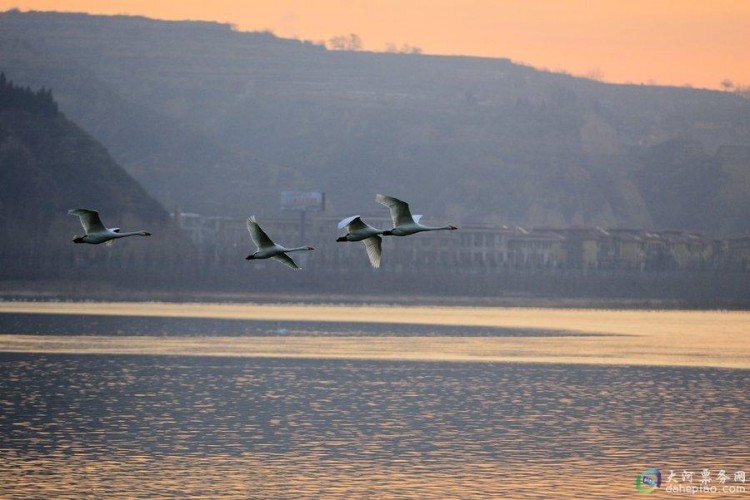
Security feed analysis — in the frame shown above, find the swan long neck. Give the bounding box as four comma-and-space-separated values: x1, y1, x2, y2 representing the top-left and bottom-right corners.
425, 225, 458, 231
287, 246, 314, 252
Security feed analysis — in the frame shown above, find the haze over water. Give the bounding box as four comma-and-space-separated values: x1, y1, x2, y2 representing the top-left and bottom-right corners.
1, 303, 748, 497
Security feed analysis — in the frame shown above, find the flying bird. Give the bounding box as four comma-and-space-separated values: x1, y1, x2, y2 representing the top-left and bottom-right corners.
245, 216, 314, 270
68, 209, 151, 245
336, 215, 385, 268
376, 194, 457, 236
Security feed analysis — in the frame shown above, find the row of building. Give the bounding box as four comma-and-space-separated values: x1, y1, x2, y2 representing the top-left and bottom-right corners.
173, 212, 750, 272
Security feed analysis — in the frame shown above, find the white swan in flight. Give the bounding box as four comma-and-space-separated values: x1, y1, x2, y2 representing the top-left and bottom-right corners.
68, 208, 151, 245
245, 216, 314, 270
336, 215, 384, 268
376, 194, 457, 236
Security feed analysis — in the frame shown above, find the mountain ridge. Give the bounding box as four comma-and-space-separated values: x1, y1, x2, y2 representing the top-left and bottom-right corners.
2, 10, 749, 235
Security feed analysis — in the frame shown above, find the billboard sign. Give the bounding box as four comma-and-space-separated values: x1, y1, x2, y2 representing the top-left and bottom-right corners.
281, 191, 325, 212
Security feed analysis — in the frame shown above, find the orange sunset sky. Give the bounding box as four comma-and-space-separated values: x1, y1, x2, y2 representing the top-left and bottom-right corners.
1, 0, 749, 90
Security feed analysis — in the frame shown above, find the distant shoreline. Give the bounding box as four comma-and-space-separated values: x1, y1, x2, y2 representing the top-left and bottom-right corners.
0, 285, 747, 310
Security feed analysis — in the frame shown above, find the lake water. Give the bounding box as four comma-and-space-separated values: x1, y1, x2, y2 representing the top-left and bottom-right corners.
0, 310, 748, 498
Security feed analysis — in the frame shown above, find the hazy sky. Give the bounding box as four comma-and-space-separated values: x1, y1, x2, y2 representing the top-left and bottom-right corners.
2, 0, 749, 89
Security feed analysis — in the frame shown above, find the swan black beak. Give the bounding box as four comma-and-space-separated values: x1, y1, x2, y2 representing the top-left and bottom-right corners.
245, 255, 255, 260
336, 236, 346, 242
72, 236, 85, 244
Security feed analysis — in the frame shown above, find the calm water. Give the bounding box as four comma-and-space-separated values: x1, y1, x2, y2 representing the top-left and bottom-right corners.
0, 315, 748, 498
0, 312, 583, 337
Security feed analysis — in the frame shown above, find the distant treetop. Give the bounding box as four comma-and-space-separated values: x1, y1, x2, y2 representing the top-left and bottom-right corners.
0, 72, 59, 116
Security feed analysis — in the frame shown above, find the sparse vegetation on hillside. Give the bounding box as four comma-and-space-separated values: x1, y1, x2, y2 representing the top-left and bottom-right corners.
0, 72, 57, 116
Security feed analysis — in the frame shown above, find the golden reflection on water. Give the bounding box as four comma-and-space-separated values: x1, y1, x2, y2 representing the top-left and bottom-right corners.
0, 356, 748, 498
3, 454, 705, 498
0, 333, 749, 369
0, 302, 749, 368
0, 303, 749, 497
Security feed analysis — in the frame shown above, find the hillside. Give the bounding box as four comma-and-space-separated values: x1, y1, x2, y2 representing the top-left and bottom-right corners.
0, 74, 173, 276
1, 10, 749, 234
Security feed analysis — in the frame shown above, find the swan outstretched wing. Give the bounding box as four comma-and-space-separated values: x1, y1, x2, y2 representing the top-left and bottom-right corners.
376, 194, 414, 227
338, 215, 370, 232
272, 253, 301, 270
68, 209, 106, 234
362, 235, 382, 269
246, 216, 275, 249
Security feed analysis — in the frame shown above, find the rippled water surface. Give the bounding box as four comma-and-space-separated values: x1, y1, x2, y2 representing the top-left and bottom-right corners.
1, 351, 748, 498
1, 308, 749, 498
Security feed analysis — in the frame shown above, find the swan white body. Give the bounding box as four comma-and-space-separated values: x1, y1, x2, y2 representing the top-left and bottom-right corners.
68, 209, 151, 245
245, 216, 314, 270
376, 194, 457, 236
336, 215, 384, 268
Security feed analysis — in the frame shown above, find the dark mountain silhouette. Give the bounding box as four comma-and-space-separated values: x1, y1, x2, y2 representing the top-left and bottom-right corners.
0, 73, 173, 275
1, 10, 749, 235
